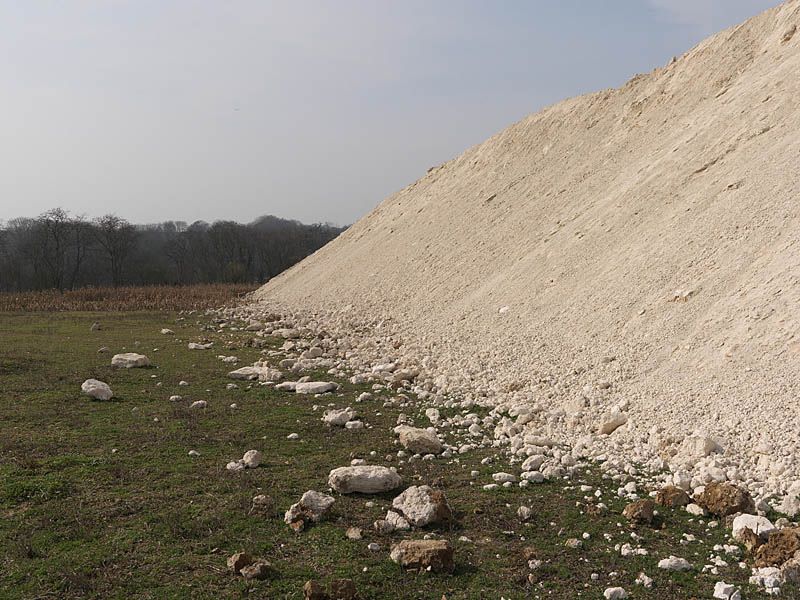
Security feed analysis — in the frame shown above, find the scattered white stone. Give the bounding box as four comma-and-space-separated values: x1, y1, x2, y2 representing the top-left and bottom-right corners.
328, 465, 402, 494
517, 505, 533, 521
750, 567, 782, 595
188, 342, 213, 350
385, 511, 410, 531
284, 490, 335, 526
658, 556, 692, 571
521, 471, 545, 483
111, 353, 150, 368
287, 433, 300, 440
160, 328, 174, 335
81, 379, 113, 401
713, 581, 741, 600
242, 449, 262, 468
323, 408, 357, 427
295, 381, 337, 394
522, 455, 545, 471
390, 485, 451, 527
301, 347, 324, 359
779, 493, 800, 517
599, 411, 628, 435
603, 588, 628, 600
732, 514, 774, 540
188, 450, 200, 457
394, 425, 444, 454
678, 435, 722, 461
686, 503, 706, 516
228, 366, 282, 382
189, 400, 207, 409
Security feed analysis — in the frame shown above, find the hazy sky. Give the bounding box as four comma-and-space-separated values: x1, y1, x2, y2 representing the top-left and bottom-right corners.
0, 0, 779, 226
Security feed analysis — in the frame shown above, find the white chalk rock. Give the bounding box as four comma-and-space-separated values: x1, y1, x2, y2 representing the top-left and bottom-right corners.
779, 493, 800, 517
328, 465, 402, 494
658, 556, 692, 571
599, 411, 628, 435
395, 425, 443, 454
522, 455, 545, 471
390, 485, 451, 527
521, 471, 545, 483
228, 366, 282, 382
323, 408, 357, 427
685, 503, 706, 516
111, 353, 150, 368
295, 381, 337, 394
732, 514, 774, 540
284, 490, 335, 524
242, 449, 262, 468
714, 581, 741, 600
301, 347, 324, 359
678, 435, 722, 462
604, 588, 628, 600
81, 379, 113, 401
385, 510, 411, 531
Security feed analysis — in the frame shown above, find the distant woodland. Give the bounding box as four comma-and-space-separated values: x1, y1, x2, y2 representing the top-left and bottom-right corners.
0, 209, 345, 292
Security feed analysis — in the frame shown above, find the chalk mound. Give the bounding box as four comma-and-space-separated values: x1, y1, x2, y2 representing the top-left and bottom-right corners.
253, 2, 800, 489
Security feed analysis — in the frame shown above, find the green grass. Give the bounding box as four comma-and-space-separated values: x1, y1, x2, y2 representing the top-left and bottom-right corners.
0, 311, 790, 599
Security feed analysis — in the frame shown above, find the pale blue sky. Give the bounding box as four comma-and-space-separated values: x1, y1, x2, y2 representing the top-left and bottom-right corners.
0, 0, 779, 225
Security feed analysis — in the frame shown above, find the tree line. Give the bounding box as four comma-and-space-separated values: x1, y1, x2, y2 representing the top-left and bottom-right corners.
0, 209, 346, 292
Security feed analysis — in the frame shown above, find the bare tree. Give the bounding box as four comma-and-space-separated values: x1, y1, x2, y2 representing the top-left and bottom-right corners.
0, 210, 344, 291
67, 216, 92, 289
93, 215, 138, 287
36, 208, 73, 291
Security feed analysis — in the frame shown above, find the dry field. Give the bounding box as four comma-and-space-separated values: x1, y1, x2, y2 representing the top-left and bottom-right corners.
0, 284, 257, 312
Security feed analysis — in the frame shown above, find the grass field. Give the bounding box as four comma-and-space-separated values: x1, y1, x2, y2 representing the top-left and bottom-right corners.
0, 310, 789, 599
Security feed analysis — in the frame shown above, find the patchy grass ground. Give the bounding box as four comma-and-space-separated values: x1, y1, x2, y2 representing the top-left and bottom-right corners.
0, 311, 788, 599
